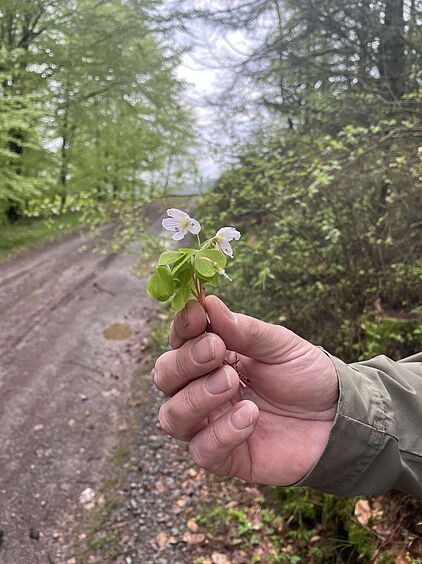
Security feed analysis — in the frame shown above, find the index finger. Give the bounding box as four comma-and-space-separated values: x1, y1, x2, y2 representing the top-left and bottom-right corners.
170, 300, 207, 349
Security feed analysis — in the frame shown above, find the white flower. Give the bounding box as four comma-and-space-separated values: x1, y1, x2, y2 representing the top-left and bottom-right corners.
162, 208, 201, 241
214, 227, 241, 258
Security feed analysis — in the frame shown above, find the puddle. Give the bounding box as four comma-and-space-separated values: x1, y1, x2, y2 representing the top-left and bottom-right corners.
103, 322, 133, 341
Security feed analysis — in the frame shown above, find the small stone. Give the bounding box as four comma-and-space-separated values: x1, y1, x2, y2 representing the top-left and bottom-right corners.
33, 424, 44, 432
129, 499, 137, 510
79, 394, 88, 401
156, 512, 166, 523
29, 528, 40, 540
79, 488, 95, 505
187, 518, 199, 533
182, 532, 206, 544
211, 553, 231, 564
67, 419, 75, 427
40, 500, 47, 507
125, 557, 133, 564
53, 531, 60, 540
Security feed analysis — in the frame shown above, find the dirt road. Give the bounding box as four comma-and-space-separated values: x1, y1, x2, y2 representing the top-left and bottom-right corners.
0, 228, 155, 563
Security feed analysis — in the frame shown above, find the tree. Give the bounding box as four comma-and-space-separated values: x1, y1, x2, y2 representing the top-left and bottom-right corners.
168, 0, 422, 131
0, 0, 193, 223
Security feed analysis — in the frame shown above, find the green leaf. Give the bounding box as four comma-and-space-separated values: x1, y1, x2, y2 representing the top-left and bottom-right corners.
172, 252, 194, 275
146, 266, 174, 302
195, 257, 216, 278
208, 274, 219, 287
158, 251, 183, 266
174, 263, 193, 286
171, 284, 192, 311
199, 249, 227, 270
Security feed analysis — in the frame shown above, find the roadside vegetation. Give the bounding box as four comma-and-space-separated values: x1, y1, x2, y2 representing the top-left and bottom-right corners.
0, 0, 194, 238
1, 0, 421, 562
0, 214, 83, 262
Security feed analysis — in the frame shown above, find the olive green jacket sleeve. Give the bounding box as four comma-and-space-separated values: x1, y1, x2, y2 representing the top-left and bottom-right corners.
298, 352, 422, 499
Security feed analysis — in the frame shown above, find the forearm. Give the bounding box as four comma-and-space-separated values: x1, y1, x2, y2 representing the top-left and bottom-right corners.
297, 352, 422, 499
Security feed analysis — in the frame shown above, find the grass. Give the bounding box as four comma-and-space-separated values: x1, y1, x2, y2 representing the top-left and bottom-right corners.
0, 214, 82, 262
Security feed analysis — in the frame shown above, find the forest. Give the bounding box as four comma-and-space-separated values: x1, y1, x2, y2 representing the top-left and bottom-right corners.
1, 0, 422, 562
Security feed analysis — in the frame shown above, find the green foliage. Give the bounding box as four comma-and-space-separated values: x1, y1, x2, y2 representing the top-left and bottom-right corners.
147, 245, 228, 311
0, 213, 82, 262
359, 315, 422, 361
198, 486, 379, 563
0, 0, 193, 227
198, 110, 422, 361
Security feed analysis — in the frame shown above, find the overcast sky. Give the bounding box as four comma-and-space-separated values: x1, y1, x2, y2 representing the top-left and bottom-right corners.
174, 24, 260, 182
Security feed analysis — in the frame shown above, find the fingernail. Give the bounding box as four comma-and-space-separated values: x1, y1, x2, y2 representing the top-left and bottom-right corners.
231, 403, 254, 430
180, 306, 189, 327
216, 297, 236, 321
205, 367, 232, 394
192, 335, 215, 364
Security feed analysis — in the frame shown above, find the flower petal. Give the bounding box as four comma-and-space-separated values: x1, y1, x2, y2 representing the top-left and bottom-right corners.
188, 219, 201, 234
217, 240, 234, 258
216, 227, 241, 241
171, 228, 188, 241
167, 208, 189, 221
162, 218, 180, 231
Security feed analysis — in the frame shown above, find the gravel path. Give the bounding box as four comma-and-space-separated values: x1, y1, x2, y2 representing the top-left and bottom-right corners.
0, 227, 157, 563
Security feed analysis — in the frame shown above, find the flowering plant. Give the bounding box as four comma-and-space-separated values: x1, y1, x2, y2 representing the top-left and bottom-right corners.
147, 208, 240, 311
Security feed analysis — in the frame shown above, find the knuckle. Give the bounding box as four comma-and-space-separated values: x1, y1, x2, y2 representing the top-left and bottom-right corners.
189, 440, 208, 469
175, 349, 189, 381
249, 317, 269, 344
183, 382, 201, 413
209, 423, 227, 450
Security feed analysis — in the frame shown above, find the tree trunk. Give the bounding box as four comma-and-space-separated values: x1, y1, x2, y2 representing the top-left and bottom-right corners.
378, 0, 405, 99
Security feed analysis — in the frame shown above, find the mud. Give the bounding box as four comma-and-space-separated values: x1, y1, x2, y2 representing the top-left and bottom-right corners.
0, 228, 157, 563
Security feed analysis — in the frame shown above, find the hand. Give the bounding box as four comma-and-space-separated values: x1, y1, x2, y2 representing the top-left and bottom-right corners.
154, 296, 338, 485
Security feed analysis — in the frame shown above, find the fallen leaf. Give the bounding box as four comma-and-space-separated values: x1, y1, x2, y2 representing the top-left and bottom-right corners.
187, 518, 199, 533
211, 552, 231, 564
182, 532, 206, 544
354, 499, 371, 525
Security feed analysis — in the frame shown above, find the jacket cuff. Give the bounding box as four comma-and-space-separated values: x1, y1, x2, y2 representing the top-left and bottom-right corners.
295, 353, 400, 496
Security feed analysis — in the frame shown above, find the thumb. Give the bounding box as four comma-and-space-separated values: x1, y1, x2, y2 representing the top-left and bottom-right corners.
205, 295, 309, 364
